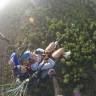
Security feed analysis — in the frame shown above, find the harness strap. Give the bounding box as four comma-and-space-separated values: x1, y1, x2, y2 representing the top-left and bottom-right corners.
25, 65, 36, 76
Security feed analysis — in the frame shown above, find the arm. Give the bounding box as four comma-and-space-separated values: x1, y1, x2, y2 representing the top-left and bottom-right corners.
8, 53, 20, 66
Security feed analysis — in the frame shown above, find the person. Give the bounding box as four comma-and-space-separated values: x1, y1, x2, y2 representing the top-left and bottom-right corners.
8, 52, 56, 87
8, 41, 71, 84
22, 42, 71, 71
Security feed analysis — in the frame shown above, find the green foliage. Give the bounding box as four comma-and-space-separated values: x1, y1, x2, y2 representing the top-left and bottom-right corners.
80, 73, 88, 79
0, 0, 96, 96
92, 64, 96, 70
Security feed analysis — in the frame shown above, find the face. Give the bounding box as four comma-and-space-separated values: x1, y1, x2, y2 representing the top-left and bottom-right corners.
24, 52, 37, 63
29, 52, 37, 61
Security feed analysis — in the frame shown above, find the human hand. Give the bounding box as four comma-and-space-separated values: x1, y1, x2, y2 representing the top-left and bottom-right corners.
8, 58, 14, 66
48, 69, 56, 77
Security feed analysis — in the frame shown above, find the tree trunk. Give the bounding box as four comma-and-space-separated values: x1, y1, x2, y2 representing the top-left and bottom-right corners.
52, 76, 63, 96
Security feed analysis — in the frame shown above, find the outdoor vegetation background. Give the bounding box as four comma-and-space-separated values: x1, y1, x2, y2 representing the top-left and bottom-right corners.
0, 0, 96, 96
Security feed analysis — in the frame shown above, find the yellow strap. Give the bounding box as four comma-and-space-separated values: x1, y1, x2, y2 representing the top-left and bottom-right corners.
23, 78, 29, 84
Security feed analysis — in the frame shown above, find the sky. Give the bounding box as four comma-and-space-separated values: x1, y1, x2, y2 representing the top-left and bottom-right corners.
0, 0, 11, 11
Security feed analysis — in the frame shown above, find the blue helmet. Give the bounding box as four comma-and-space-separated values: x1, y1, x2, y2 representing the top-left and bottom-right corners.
22, 50, 30, 59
